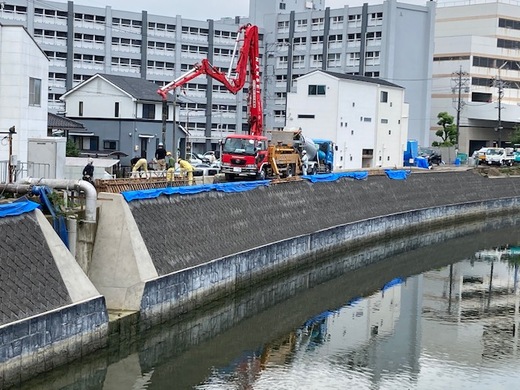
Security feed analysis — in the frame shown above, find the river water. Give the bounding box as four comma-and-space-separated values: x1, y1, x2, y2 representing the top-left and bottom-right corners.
20, 215, 520, 390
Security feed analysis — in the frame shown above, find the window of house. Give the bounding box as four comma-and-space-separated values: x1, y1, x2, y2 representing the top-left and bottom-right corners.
308, 85, 326, 96
115, 102, 120, 117
142, 104, 155, 119
279, 2, 286, 10
79, 101, 84, 116
29, 78, 42, 106
103, 140, 117, 150
380, 91, 388, 102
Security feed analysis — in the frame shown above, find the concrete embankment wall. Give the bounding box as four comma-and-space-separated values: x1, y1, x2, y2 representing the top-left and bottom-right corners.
117, 170, 520, 326
0, 209, 108, 388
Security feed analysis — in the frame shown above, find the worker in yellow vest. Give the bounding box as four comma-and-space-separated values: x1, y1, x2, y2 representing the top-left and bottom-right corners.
178, 157, 194, 185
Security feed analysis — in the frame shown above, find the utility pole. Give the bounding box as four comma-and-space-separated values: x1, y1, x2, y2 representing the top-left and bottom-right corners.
496, 78, 504, 148
451, 66, 469, 148
495, 61, 507, 148
1, 126, 16, 183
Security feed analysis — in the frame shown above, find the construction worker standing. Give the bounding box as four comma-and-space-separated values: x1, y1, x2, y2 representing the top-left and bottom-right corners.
301, 150, 309, 175
178, 157, 194, 185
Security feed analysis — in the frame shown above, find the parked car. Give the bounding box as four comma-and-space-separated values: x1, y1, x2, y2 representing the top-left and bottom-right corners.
473, 147, 493, 165
485, 147, 514, 166
192, 163, 220, 176
203, 151, 218, 163
419, 148, 443, 166
185, 153, 203, 165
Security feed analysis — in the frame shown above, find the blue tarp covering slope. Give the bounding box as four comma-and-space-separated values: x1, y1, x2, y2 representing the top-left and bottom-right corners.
0, 200, 40, 218
303, 171, 368, 183
385, 169, 411, 180
122, 180, 270, 202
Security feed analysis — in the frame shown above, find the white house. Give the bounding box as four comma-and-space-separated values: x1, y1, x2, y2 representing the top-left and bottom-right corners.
286, 70, 409, 170
0, 24, 48, 174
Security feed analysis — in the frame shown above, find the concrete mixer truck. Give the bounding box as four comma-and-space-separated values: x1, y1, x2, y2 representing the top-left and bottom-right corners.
222, 129, 334, 180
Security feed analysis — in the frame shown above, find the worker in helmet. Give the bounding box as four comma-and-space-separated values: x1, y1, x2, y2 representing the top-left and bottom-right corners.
155, 142, 167, 172
131, 156, 149, 178
82, 157, 95, 184
301, 149, 309, 175
178, 157, 194, 185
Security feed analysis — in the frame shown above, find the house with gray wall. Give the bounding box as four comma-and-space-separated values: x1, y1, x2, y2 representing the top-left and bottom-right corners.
60, 73, 186, 165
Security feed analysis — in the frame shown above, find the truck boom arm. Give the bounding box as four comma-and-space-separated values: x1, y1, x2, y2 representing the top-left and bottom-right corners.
157, 24, 263, 136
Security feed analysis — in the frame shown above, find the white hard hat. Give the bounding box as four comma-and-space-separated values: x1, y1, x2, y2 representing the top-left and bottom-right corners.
158, 142, 163, 146
88, 157, 93, 163
302, 150, 307, 154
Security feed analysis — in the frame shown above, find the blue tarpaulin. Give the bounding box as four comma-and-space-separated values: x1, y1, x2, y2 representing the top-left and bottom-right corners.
303, 171, 368, 183
0, 200, 40, 218
122, 180, 271, 202
416, 156, 429, 169
385, 169, 411, 180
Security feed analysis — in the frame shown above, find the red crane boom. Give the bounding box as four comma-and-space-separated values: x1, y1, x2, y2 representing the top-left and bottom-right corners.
157, 23, 263, 136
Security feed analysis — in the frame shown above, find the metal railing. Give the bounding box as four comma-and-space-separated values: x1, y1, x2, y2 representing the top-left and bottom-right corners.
0, 161, 51, 184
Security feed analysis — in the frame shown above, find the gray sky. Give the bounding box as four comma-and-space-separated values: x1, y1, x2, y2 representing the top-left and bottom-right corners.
53, 0, 430, 20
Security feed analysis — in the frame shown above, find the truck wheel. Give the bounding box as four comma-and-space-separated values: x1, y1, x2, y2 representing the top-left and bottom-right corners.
224, 173, 235, 181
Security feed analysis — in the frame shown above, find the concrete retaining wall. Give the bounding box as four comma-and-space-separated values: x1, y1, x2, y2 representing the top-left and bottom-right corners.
139, 196, 520, 327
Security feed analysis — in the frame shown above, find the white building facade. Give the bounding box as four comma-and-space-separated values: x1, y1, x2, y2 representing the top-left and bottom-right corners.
0, 24, 48, 178
286, 70, 408, 169
431, 1, 520, 155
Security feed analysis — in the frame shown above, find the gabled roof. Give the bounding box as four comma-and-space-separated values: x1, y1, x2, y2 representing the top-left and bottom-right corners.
306, 70, 403, 89
47, 113, 85, 130
60, 73, 165, 102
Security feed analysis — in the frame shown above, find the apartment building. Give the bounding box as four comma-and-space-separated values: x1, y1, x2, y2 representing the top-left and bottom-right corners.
0, 0, 435, 155
262, 0, 435, 146
432, 1, 520, 155
0, 0, 254, 155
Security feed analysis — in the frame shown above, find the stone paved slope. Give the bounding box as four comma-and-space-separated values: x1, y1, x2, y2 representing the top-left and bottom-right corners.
130, 171, 520, 276
0, 213, 71, 326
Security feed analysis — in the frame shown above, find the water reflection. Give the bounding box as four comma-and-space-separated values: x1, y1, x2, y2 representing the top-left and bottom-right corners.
197, 245, 520, 390
18, 214, 520, 389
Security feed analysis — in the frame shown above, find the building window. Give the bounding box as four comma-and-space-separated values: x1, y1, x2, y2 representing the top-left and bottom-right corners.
79, 101, 84, 116
298, 114, 315, 119
279, 2, 286, 10
115, 102, 120, 117
380, 91, 388, 103
142, 104, 156, 119
103, 140, 117, 150
381, 119, 388, 124
308, 85, 326, 96
29, 78, 42, 106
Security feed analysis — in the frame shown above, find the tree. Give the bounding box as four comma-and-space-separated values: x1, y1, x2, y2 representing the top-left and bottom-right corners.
432, 112, 457, 147
510, 124, 520, 147
66, 139, 80, 157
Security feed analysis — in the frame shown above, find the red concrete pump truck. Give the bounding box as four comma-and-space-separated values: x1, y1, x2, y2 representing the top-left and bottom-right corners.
157, 23, 306, 181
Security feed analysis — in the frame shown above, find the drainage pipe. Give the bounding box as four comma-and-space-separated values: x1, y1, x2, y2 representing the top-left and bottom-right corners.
20, 178, 97, 223
0, 183, 33, 194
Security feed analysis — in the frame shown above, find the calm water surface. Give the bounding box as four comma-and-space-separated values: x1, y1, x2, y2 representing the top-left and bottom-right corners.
21, 216, 520, 390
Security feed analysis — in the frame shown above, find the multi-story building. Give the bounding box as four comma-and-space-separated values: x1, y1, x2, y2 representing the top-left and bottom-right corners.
0, 23, 48, 180
261, 0, 435, 146
431, 1, 520, 155
286, 70, 408, 169
0, 0, 435, 157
